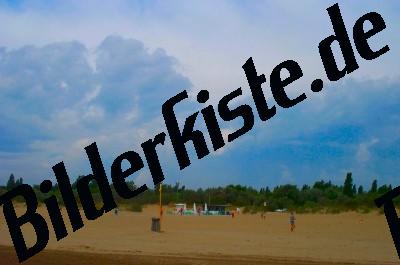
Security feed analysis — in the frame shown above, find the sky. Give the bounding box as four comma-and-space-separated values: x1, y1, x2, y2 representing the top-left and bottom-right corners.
0, 0, 399, 189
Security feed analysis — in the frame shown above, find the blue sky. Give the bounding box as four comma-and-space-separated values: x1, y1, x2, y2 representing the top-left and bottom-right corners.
0, 0, 399, 189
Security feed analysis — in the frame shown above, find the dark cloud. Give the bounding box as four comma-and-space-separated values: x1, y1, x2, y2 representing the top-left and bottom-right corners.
0, 35, 191, 146
0, 36, 191, 182
0, 35, 399, 189
95, 36, 191, 119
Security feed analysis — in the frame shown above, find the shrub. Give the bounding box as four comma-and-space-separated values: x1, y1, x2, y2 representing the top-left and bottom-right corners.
127, 203, 143, 212
326, 207, 343, 214
357, 207, 371, 214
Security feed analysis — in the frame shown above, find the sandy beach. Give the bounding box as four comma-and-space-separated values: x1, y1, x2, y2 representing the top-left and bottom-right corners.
0, 205, 397, 264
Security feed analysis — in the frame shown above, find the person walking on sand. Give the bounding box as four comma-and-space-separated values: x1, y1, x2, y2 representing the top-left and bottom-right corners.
261, 212, 266, 220
289, 211, 296, 232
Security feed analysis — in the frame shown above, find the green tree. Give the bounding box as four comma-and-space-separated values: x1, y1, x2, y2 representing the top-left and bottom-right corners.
378, 185, 391, 194
301, 184, 310, 191
370, 179, 378, 193
352, 184, 357, 196
357, 185, 364, 195
343, 172, 354, 197
6, 174, 16, 190
15, 177, 23, 186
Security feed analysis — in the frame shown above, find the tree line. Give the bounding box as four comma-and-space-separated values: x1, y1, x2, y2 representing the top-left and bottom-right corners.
0, 172, 396, 213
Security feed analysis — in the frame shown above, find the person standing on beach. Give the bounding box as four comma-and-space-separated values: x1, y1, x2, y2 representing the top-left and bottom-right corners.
289, 211, 296, 232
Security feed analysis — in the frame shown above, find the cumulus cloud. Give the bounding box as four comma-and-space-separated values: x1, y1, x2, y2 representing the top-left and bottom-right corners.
0, 34, 399, 189
0, 36, 191, 184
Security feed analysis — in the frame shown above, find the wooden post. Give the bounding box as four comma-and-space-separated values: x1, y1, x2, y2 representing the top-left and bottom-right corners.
159, 183, 163, 220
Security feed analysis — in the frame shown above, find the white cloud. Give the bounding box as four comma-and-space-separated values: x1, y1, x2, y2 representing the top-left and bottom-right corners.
0, 0, 398, 101
356, 138, 379, 163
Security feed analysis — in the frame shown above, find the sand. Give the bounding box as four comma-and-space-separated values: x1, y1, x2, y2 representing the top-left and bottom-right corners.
0, 205, 398, 264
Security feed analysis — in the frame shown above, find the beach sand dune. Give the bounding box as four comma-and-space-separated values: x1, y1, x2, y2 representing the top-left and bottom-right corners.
0, 205, 397, 264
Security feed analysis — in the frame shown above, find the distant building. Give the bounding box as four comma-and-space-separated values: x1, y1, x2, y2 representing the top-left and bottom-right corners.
207, 204, 231, 215
174, 203, 231, 216
175, 203, 186, 214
